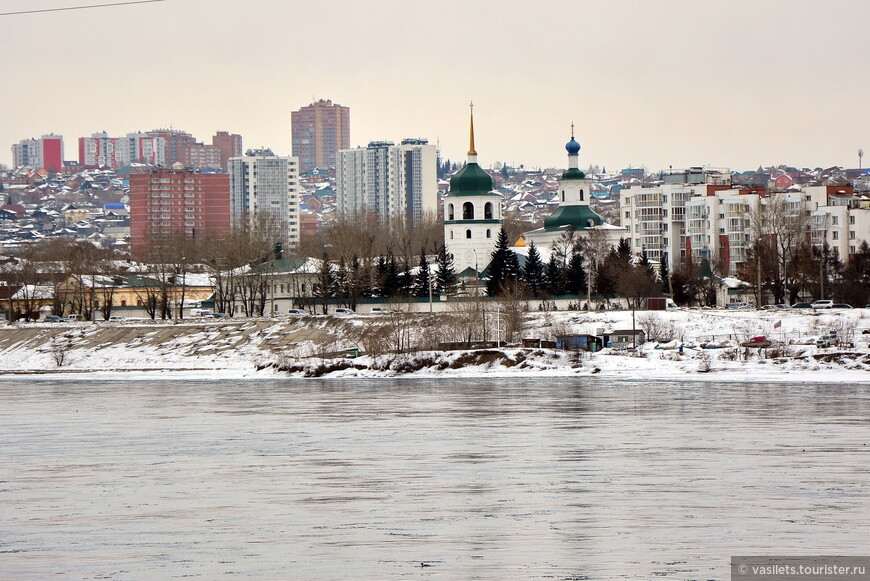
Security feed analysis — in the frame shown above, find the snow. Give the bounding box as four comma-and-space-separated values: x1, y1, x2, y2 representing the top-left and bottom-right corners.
0, 308, 867, 383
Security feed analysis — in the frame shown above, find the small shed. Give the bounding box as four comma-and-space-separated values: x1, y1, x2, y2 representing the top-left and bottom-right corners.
556, 334, 603, 352
603, 329, 646, 349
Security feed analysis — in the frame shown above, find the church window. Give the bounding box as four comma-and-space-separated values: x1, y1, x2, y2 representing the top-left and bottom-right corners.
561, 190, 565, 202
466, 229, 472, 239
486, 229, 492, 238
463, 202, 474, 220
579, 189, 584, 201
448, 203, 454, 220
484, 202, 493, 220
449, 230, 453, 240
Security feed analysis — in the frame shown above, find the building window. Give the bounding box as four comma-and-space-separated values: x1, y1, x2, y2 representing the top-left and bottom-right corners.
579, 189, 584, 201
849, 215, 856, 224
447, 203, 454, 220
561, 190, 565, 202
486, 229, 492, 238
466, 229, 472, 239
625, 211, 630, 219
833, 216, 839, 225
833, 231, 839, 240
463, 202, 474, 220
849, 231, 856, 239
484, 202, 493, 220
449, 230, 453, 240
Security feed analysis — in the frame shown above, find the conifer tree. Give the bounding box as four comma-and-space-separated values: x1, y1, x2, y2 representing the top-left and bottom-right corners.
659, 252, 671, 295
486, 228, 520, 296
315, 253, 334, 314
413, 248, 430, 297
565, 252, 587, 295
523, 241, 545, 297
434, 244, 457, 296
545, 254, 565, 296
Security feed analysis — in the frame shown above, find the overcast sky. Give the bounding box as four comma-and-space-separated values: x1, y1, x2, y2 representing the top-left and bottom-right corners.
2, 0, 868, 172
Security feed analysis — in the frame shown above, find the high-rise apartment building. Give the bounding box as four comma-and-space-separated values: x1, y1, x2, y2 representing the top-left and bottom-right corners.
212, 131, 243, 171
336, 139, 437, 225
229, 149, 301, 246
129, 168, 231, 259
291, 99, 350, 173
146, 129, 221, 169
11, 134, 63, 172
79, 132, 165, 168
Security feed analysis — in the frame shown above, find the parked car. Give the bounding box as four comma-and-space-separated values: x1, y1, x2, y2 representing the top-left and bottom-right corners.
334, 308, 356, 315
811, 300, 834, 309
760, 305, 777, 310
776, 304, 791, 309
109, 316, 126, 321
44, 315, 62, 322
286, 309, 307, 316
815, 332, 838, 348
831, 304, 852, 309
791, 302, 812, 309
190, 308, 214, 318
369, 307, 391, 314
211, 313, 229, 318
726, 302, 749, 309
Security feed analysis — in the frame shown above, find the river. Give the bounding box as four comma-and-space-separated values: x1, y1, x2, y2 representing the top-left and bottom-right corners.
1, 378, 868, 580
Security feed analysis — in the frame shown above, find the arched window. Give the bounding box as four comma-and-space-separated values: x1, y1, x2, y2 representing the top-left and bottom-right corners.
486, 229, 492, 238
463, 202, 474, 220
579, 188, 584, 201
466, 229, 472, 239
484, 202, 493, 220
449, 230, 454, 240
561, 190, 565, 202
447, 203, 454, 220
120, 300, 127, 307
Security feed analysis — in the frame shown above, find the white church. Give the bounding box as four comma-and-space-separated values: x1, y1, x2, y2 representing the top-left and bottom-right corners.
443, 111, 624, 274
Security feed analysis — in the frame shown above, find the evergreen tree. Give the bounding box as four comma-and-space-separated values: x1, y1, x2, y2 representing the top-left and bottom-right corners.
522, 241, 545, 297
434, 244, 457, 296
565, 252, 587, 295
335, 257, 348, 303
374, 255, 387, 297
486, 228, 520, 296
413, 248, 430, 297
639, 247, 655, 280
315, 253, 334, 314
659, 252, 671, 295
595, 247, 620, 297
381, 252, 401, 297
545, 254, 565, 296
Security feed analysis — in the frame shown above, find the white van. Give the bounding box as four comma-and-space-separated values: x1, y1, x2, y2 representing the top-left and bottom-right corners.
190, 308, 214, 318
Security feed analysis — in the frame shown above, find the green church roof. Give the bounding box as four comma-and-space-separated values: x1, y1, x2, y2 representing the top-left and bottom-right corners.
561, 167, 586, 180
543, 204, 604, 231
446, 162, 494, 197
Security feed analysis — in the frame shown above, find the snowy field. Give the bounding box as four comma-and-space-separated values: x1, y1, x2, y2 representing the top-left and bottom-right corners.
0, 307, 867, 383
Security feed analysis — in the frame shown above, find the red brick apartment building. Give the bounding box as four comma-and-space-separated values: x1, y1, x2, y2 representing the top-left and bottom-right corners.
129, 169, 230, 259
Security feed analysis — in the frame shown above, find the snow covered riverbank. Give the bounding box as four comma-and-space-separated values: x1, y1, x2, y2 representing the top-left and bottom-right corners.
0, 308, 868, 383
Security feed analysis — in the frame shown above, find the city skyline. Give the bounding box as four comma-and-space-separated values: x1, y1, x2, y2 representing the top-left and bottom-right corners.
1, 0, 868, 172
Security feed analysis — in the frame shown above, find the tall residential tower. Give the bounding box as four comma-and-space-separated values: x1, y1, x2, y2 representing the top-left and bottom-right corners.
336, 138, 437, 225
291, 99, 350, 173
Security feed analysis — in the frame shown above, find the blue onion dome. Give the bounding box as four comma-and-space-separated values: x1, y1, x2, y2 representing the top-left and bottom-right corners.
565, 137, 581, 156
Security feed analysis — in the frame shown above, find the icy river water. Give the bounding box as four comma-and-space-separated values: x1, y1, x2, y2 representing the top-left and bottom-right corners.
1, 378, 868, 580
